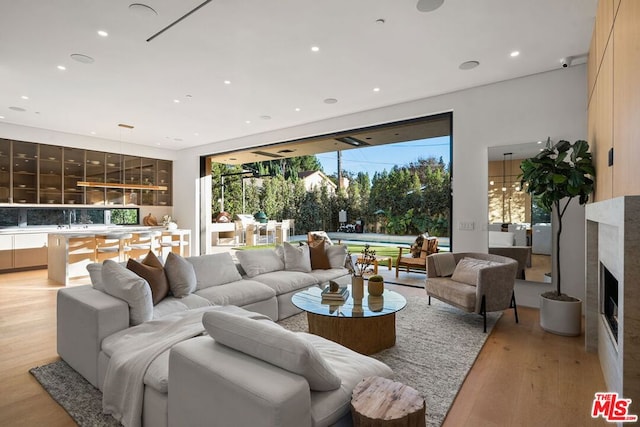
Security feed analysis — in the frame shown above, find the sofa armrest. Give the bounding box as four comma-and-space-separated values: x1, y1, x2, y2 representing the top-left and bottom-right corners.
57, 285, 128, 388
169, 336, 312, 427
476, 263, 517, 312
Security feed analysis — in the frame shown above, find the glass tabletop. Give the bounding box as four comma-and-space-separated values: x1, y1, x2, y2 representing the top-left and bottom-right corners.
291, 285, 407, 318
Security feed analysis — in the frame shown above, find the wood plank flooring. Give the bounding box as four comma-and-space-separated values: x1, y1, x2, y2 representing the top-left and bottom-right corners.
0, 270, 607, 426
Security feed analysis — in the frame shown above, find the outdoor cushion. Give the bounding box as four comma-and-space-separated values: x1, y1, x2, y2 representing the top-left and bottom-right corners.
187, 252, 243, 290
101, 260, 153, 326
202, 309, 342, 391
236, 247, 285, 278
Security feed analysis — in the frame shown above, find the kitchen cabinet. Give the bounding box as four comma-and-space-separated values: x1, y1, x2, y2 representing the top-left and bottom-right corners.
0, 138, 172, 206
0, 232, 48, 270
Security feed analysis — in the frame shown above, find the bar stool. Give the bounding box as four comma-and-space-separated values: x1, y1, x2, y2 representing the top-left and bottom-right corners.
128, 230, 162, 260
94, 233, 133, 262
160, 229, 190, 257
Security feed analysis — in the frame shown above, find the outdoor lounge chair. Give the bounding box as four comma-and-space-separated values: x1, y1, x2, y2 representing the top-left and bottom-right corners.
395, 236, 438, 277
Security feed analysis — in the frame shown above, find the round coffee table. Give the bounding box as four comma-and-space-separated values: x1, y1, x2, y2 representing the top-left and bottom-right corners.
291, 285, 407, 355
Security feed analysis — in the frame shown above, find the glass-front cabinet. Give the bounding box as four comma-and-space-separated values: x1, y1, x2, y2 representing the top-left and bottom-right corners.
0, 139, 172, 206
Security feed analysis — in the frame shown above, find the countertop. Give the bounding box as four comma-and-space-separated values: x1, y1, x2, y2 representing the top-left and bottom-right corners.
0, 225, 168, 236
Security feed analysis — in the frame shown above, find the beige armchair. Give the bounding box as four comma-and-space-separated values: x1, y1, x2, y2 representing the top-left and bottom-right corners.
425, 252, 518, 332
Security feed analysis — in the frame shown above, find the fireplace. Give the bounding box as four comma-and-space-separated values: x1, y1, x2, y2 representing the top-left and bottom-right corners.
602, 264, 618, 343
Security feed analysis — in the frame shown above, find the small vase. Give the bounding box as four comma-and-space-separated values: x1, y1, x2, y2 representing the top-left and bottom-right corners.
368, 280, 384, 296
352, 275, 364, 300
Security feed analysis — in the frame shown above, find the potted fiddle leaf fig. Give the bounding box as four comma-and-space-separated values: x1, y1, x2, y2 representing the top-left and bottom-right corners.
519, 139, 595, 336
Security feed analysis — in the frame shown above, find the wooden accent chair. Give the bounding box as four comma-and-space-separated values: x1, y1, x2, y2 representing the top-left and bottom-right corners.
395, 236, 438, 277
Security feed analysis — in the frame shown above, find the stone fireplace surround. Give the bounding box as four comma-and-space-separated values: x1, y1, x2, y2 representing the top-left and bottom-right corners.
585, 196, 640, 407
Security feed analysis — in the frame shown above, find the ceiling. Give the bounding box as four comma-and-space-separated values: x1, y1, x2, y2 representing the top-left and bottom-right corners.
0, 0, 597, 151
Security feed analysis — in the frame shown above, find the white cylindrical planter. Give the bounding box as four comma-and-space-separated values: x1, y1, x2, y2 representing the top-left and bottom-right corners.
539, 295, 582, 336
352, 276, 364, 301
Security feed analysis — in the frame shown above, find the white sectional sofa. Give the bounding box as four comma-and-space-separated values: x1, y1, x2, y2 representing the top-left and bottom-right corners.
57, 243, 385, 427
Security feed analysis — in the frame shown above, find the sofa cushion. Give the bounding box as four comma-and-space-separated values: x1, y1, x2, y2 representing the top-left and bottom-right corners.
195, 279, 276, 307
326, 245, 348, 269
127, 251, 169, 305
309, 240, 331, 270
202, 310, 342, 391
283, 242, 312, 273
236, 248, 285, 278
426, 277, 477, 311
101, 260, 153, 326
451, 257, 500, 286
250, 270, 318, 295
152, 294, 213, 319
308, 268, 350, 286
87, 263, 105, 291
164, 252, 197, 298
186, 252, 243, 290
301, 332, 393, 426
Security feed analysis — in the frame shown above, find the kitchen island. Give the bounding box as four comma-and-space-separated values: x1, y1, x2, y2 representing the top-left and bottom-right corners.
47, 227, 190, 285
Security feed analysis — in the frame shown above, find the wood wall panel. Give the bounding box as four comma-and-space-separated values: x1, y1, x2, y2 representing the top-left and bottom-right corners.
612, 0, 640, 197
588, 29, 597, 102
594, 43, 614, 201
595, 0, 615, 70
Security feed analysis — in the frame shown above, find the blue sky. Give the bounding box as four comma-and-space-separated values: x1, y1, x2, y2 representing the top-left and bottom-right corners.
316, 136, 451, 177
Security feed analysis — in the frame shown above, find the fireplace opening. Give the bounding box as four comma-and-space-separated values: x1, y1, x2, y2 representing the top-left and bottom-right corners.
602, 265, 618, 343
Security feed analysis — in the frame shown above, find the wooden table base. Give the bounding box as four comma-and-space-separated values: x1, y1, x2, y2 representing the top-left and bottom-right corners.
306, 312, 396, 355
351, 376, 426, 426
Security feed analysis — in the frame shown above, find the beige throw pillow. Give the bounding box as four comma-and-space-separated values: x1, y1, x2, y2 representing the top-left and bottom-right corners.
451, 257, 500, 286
283, 242, 312, 272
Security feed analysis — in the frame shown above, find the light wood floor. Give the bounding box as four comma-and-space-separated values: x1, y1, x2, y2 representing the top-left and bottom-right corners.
0, 270, 607, 426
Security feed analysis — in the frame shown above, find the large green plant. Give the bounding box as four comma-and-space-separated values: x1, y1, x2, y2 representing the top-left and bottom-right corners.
520, 139, 595, 299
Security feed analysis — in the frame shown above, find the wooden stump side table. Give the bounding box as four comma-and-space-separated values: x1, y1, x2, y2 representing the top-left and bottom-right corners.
351, 376, 426, 427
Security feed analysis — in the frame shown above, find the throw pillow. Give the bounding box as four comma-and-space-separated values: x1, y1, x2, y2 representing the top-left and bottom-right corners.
235, 248, 285, 278
126, 251, 169, 305
101, 259, 153, 326
202, 310, 342, 391
283, 241, 312, 272
186, 252, 242, 290
410, 233, 429, 258
451, 257, 500, 286
87, 263, 104, 291
309, 240, 331, 270
164, 252, 197, 298
326, 244, 348, 269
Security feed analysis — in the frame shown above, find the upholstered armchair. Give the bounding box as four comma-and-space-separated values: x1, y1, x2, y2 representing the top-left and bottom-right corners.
425, 252, 518, 332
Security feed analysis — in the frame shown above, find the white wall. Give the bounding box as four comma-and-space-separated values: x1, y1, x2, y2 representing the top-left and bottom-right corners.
176, 66, 590, 306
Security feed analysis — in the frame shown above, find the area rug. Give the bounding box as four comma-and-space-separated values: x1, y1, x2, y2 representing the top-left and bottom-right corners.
30, 296, 499, 427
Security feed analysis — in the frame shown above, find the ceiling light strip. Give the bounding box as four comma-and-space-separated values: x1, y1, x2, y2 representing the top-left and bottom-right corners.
77, 181, 168, 191
146, 0, 213, 42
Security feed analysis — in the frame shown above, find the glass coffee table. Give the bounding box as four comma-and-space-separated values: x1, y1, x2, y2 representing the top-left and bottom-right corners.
291, 285, 407, 355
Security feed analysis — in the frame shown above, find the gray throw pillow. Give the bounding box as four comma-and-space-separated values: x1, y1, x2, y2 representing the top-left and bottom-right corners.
101, 260, 153, 326
283, 241, 312, 272
326, 244, 348, 269
87, 263, 104, 291
235, 248, 285, 278
202, 310, 342, 391
186, 252, 242, 290
164, 252, 197, 298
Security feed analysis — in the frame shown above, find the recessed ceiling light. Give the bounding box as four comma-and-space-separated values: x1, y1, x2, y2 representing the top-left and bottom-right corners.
311, 46, 320, 52
21, 95, 29, 100
417, 0, 444, 12
324, 98, 338, 104
459, 60, 480, 70
224, 80, 231, 85
173, 99, 180, 103
90, 131, 96, 135
294, 108, 301, 112
245, 120, 251, 124
373, 87, 380, 92
260, 115, 271, 120
194, 132, 199, 136
0, 115, 4, 119
129, 3, 158, 17
9, 106, 26, 112
97, 30, 109, 37
57, 65, 66, 70
537, 140, 543, 144
70, 53, 95, 64
510, 51, 520, 57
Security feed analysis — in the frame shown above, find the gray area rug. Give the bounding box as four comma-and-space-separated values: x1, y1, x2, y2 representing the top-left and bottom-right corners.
31, 295, 499, 427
